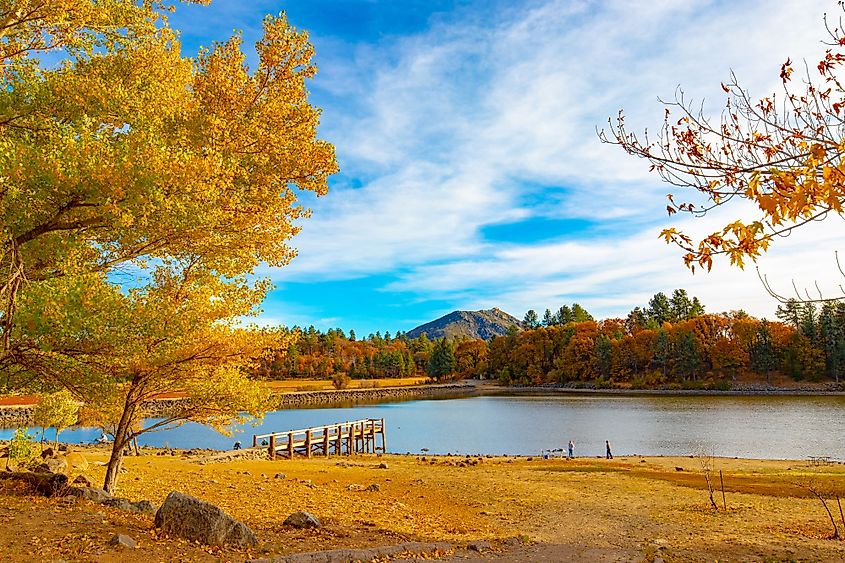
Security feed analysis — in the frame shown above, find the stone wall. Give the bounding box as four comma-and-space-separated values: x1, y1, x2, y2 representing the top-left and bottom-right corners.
0, 384, 476, 427
270, 383, 474, 408
0, 406, 34, 428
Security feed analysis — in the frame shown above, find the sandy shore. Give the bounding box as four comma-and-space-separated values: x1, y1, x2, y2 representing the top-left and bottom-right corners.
2, 446, 845, 561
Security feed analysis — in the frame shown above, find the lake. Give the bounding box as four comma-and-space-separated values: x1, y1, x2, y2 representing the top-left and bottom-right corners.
4, 393, 844, 459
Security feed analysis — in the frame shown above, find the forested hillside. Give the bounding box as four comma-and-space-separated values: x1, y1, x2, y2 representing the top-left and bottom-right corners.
255, 290, 844, 388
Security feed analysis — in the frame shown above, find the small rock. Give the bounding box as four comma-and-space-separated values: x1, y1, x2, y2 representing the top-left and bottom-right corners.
347, 484, 365, 492
274, 473, 286, 480
674, 467, 684, 472
365, 483, 380, 492
284, 511, 321, 529
65, 486, 111, 503
108, 533, 137, 549
72, 475, 93, 487
102, 498, 133, 511
378, 462, 389, 469
468, 540, 493, 552
128, 500, 158, 516
261, 473, 267, 478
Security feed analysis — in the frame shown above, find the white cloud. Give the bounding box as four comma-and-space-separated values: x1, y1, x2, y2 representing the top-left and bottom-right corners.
271, 0, 840, 318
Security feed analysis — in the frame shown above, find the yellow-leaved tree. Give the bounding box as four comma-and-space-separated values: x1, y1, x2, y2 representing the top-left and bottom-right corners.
0, 1, 336, 492
19, 261, 282, 493
601, 6, 845, 277
0, 0, 335, 360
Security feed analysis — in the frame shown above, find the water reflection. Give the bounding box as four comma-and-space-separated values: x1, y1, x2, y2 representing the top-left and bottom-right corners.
2, 394, 843, 459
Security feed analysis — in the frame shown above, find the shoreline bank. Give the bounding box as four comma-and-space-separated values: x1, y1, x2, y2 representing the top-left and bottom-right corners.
476, 382, 845, 397
3, 449, 844, 562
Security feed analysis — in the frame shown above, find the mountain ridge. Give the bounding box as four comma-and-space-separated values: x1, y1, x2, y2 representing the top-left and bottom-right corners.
406, 308, 522, 341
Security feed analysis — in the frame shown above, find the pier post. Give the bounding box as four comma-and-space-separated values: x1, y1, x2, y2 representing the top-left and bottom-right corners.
252, 435, 258, 448
269, 434, 276, 460
334, 425, 341, 454
287, 431, 294, 459
305, 429, 312, 458
380, 418, 386, 453
323, 427, 329, 457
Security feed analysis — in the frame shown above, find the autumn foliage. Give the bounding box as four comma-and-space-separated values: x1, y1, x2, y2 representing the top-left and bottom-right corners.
603, 6, 845, 271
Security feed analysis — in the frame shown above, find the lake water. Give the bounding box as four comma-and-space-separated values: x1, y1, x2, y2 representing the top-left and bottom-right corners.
4, 394, 845, 459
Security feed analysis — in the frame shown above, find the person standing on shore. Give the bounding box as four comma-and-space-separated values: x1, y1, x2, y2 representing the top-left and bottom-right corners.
567, 440, 574, 459
606, 440, 613, 459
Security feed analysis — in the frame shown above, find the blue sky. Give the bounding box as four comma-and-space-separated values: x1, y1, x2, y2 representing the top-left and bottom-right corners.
170, 0, 842, 335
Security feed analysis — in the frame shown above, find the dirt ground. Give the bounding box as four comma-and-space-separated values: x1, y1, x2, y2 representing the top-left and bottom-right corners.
2, 449, 845, 562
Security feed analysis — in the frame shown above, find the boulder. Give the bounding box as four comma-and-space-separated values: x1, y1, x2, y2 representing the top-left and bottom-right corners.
378, 462, 389, 469
108, 534, 137, 549
66, 486, 112, 503
64, 452, 88, 472
40, 456, 68, 475
283, 511, 321, 529
365, 483, 380, 492
155, 491, 258, 548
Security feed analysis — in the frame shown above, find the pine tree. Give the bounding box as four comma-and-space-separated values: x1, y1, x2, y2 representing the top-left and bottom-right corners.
749, 320, 778, 385
542, 309, 554, 327
523, 309, 540, 329
669, 289, 692, 321
556, 305, 574, 325
594, 334, 613, 378
427, 339, 455, 380
647, 292, 672, 325
571, 303, 594, 322
775, 299, 802, 329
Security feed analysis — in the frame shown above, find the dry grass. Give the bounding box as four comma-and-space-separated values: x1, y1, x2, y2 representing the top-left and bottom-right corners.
3, 451, 845, 561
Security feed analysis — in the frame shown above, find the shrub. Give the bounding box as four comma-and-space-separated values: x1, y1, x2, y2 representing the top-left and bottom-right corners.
7, 428, 37, 470
332, 372, 350, 390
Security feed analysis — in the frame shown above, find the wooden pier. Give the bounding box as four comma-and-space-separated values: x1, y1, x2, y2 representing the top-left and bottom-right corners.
253, 418, 386, 460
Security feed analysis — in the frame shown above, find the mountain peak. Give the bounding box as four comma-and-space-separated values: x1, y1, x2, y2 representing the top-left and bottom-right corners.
407, 308, 522, 340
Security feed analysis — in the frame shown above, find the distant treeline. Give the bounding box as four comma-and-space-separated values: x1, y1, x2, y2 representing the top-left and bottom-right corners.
254, 290, 845, 387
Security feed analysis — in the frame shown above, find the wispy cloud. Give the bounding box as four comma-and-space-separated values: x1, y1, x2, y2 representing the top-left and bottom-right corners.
250, 0, 838, 326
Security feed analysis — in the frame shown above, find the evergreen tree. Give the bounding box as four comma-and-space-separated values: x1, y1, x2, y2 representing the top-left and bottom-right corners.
571, 303, 594, 322
654, 328, 671, 378
675, 331, 700, 382
749, 320, 778, 385
647, 292, 672, 325
427, 339, 455, 380
523, 309, 540, 329
669, 289, 693, 321
594, 334, 613, 378
775, 299, 802, 329
625, 307, 647, 334
689, 297, 705, 317
556, 305, 574, 325
819, 303, 845, 383
542, 308, 554, 327
349, 329, 356, 341
799, 302, 818, 343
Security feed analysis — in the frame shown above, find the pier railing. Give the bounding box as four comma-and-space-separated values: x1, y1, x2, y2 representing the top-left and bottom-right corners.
252, 418, 386, 460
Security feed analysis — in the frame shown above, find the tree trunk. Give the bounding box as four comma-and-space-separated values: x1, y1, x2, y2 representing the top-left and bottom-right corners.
102, 384, 140, 495
103, 427, 129, 495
